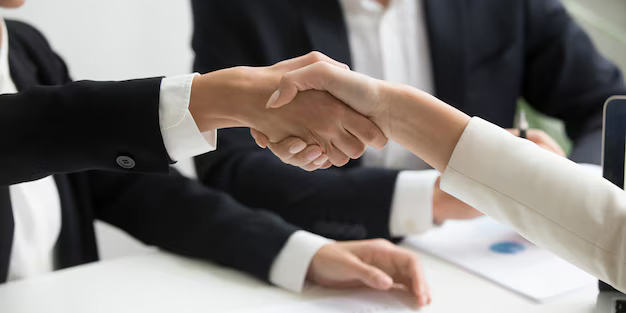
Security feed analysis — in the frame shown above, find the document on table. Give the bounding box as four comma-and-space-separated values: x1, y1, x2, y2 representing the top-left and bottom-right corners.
241, 290, 417, 313
404, 216, 596, 303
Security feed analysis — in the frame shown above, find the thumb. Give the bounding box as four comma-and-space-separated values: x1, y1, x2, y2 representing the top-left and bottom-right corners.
250, 128, 270, 148
347, 259, 394, 290
265, 62, 379, 121
265, 61, 342, 109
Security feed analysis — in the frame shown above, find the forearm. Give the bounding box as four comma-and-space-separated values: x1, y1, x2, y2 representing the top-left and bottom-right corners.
188, 68, 271, 132
89, 169, 300, 281
439, 117, 626, 292
381, 83, 471, 171
0, 78, 170, 185
379, 83, 626, 289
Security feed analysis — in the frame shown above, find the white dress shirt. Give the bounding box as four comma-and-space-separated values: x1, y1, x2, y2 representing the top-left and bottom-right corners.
441, 117, 626, 292
340, 0, 439, 236
3, 17, 216, 281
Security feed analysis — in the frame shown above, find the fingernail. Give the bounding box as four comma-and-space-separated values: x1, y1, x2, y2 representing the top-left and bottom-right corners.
377, 275, 393, 289
313, 155, 328, 165
306, 150, 322, 161
289, 142, 307, 154
419, 295, 427, 306
266, 90, 280, 109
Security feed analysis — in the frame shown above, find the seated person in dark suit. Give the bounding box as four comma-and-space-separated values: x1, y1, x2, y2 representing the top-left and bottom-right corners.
0, 0, 432, 306
192, 0, 626, 243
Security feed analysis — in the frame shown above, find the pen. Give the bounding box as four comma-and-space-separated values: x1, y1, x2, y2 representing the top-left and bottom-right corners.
518, 111, 528, 139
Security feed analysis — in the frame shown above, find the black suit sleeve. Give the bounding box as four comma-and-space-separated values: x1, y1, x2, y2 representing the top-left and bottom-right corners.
86, 168, 299, 282
196, 129, 399, 241
0, 78, 172, 186
523, 0, 626, 164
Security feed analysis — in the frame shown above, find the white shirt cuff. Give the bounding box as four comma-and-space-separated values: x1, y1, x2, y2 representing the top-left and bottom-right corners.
159, 73, 217, 162
269, 230, 332, 293
389, 170, 439, 237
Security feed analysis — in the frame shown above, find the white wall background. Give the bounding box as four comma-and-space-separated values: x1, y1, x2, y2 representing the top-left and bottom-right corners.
2, 0, 198, 260
3, 0, 195, 80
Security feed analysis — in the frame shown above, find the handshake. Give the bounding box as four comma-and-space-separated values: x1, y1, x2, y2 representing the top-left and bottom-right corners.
190, 51, 563, 171
189, 52, 393, 169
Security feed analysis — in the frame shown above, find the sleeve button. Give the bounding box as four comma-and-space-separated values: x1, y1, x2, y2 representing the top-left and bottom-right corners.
116, 156, 136, 169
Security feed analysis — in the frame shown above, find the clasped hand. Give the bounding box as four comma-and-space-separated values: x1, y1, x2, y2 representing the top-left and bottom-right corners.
189, 52, 388, 167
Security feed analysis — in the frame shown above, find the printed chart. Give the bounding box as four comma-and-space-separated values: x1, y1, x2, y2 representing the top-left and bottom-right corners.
405, 216, 596, 302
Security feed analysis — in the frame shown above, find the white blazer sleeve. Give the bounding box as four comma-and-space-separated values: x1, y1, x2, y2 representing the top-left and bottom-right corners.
440, 117, 626, 292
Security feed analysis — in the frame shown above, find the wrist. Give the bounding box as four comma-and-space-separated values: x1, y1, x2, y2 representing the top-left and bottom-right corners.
189, 68, 277, 132
378, 83, 471, 171
370, 81, 395, 138
375, 82, 432, 140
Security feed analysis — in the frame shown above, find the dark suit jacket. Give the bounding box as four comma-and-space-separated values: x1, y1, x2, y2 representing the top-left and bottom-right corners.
192, 0, 626, 240
0, 20, 299, 283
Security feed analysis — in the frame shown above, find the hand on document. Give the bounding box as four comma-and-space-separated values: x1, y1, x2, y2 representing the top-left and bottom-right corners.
309, 239, 431, 307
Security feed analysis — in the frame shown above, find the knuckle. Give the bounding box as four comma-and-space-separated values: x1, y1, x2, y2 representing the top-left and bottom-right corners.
277, 146, 292, 158
407, 256, 421, 269
370, 238, 392, 248
337, 158, 350, 167
312, 61, 332, 72
296, 155, 315, 166
409, 253, 421, 263
275, 152, 294, 163
282, 71, 295, 85
286, 157, 304, 166
333, 155, 350, 167
362, 124, 378, 142
349, 143, 366, 159
268, 146, 286, 158
364, 124, 383, 144
308, 51, 325, 61
320, 61, 334, 72
294, 152, 309, 162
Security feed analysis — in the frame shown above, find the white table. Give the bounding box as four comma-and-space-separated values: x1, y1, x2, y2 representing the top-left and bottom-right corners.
0, 249, 600, 313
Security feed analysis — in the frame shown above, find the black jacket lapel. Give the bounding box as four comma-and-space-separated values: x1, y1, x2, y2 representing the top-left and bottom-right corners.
423, 0, 468, 110
0, 25, 32, 283
296, 0, 353, 66
0, 187, 13, 283
8, 38, 38, 90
